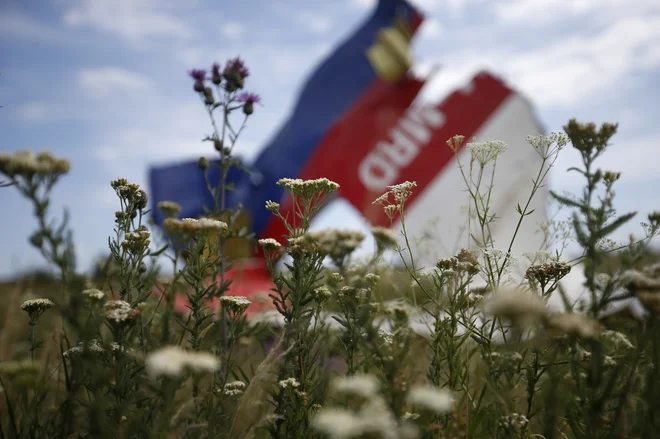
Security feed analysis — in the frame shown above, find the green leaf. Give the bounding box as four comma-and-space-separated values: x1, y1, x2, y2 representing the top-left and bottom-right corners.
595, 211, 637, 240
550, 190, 583, 209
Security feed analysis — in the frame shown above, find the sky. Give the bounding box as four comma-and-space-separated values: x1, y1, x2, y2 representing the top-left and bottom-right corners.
1, 0, 659, 280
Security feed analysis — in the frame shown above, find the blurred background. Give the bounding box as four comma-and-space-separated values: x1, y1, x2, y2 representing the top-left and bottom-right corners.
1, 0, 659, 280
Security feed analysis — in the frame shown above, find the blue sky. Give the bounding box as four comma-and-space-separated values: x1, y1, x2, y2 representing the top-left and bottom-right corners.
1, 0, 659, 279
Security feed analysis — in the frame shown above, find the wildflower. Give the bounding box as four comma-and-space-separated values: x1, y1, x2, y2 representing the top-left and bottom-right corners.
223, 57, 249, 90
188, 69, 207, 92
466, 139, 507, 166
525, 261, 572, 291
237, 92, 261, 115
211, 62, 222, 85
121, 227, 151, 255
365, 273, 380, 286
163, 217, 228, 237
456, 248, 480, 274
387, 181, 417, 204
402, 412, 420, 420
330, 273, 344, 283
258, 238, 281, 251
312, 398, 405, 439
157, 201, 182, 218
20, 298, 54, 319
378, 328, 394, 346
499, 413, 529, 431
82, 288, 105, 302
482, 288, 547, 327
406, 386, 454, 414
104, 300, 142, 325
63, 340, 125, 357
303, 229, 365, 263
526, 132, 569, 159
446, 134, 465, 153
219, 296, 252, 315
145, 346, 220, 379
279, 377, 300, 389
312, 286, 332, 304
546, 312, 602, 340
564, 119, 618, 155
222, 380, 246, 396
602, 330, 634, 349
0, 150, 70, 180
436, 257, 458, 271
277, 177, 339, 198
265, 200, 280, 211
372, 226, 398, 250
331, 374, 380, 399
197, 156, 209, 171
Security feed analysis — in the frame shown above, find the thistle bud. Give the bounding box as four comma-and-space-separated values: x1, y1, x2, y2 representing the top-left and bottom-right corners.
243, 101, 254, 116
214, 138, 223, 152
198, 156, 209, 171
204, 87, 214, 105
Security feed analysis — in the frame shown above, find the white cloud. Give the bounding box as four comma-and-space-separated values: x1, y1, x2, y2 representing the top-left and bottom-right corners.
296, 11, 334, 34
348, 0, 376, 10
221, 22, 245, 40
0, 10, 66, 43
78, 67, 152, 98
419, 18, 442, 39
16, 102, 49, 122
62, 0, 193, 44
494, 0, 660, 25
419, 15, 660, 107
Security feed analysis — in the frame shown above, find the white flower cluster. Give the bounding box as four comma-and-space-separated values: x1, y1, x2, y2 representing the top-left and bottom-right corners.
526, 132, 569, 159
82, 288, 105, 301
466, 140, 507, 166
602, 330, 634, 349
372, 182, 417, 219
312, 286, 332, 303
313, 374, 417, 439
104, 300, 143, 325
0, 150, 71, 179
258, 238, 281, 251
330, 374, 379, 399
163, 217, 228, 237
145, 346, 220, 378
63, 340, 125, 357
406, 386, 454, 414
499, 413, 529, 431
371, 226, 399, 250
222, 381, 246, 396
378, 328, 394, 346
482, 288, 547, 327
157, 201, 182, 217
277, 177, 340, 198
219, 296, 252, 314
20, 298, 55, 315
279, 377, 300, 389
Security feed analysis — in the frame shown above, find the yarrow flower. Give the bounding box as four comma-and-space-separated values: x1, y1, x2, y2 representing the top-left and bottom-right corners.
219, 296, 252, 314
0, 150, 71, 180
546, 312, 602, 340
82, 288, 105, 301
104, 300, 143, 325
279, 377, 300, 389
157, 201, 182, 218
312, 286, 332, 304
526, 132, 569, 159
372, 226, 398, 251
499, 413, 529, 431
466, 139, 507, 166
145, 345, 220, 378
63, 340, 125, 357
20, 298, 54, 317
163, 217, 228, 237
265, 200, 280, 211
331, 374, 380, 399
277, 177, 339, 198
258, 238, 281, 251
482, 288, 547, 327
222, 380, 246, 396
406, 386, 454, 414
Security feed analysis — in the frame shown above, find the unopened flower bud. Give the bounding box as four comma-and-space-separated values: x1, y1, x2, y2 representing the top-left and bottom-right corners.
198, 156, 209, 171
214, 139, 223, 152
203, 87, 214, 105
243, 101, 254, 116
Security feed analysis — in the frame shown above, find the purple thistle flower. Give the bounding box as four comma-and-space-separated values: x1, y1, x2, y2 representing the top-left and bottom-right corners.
211, 63, 222, 85
224, 57, 250, 79
237, 92, 261, 105
188, 69, 207, 92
